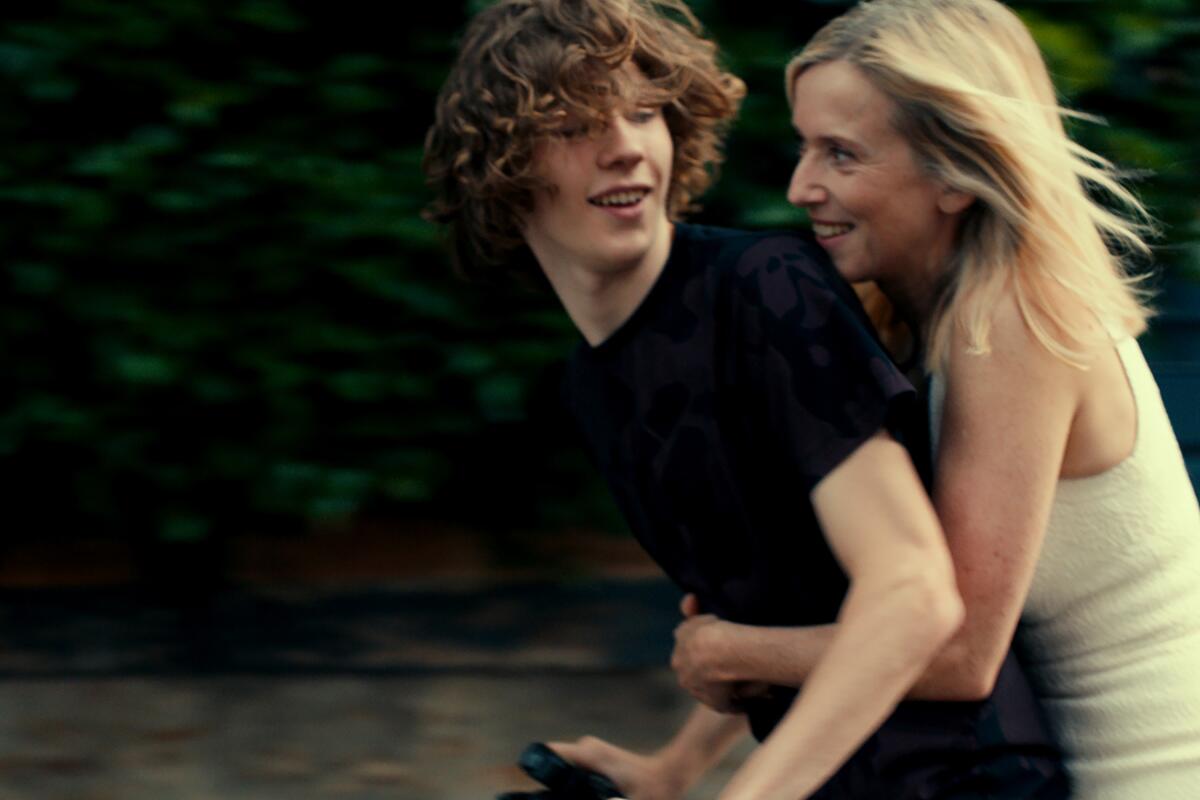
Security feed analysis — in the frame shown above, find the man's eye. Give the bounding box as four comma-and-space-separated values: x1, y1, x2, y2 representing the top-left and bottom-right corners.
555, 118, 583, 135
830, 146, 853, 164
628, 107, 660, 124
552, 113, 588, 138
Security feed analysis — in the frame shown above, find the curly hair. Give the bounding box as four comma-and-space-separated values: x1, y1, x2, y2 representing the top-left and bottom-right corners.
788, 0, 1154, 371
423, 0, 745, 281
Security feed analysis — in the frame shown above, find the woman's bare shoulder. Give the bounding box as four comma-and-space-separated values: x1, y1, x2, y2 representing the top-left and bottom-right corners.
944, 288, 1085, 417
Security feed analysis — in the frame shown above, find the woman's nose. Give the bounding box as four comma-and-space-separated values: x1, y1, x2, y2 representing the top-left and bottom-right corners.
787, 157, 827, 207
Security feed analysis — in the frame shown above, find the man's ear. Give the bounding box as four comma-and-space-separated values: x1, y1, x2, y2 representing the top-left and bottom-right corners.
938, 186, 975, 215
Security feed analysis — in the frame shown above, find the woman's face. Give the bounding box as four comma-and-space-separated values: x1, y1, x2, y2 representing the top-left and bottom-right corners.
787, 59, 970, 307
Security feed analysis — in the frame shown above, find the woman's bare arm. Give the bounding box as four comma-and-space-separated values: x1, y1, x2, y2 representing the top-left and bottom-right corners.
671, 295, 1084, 703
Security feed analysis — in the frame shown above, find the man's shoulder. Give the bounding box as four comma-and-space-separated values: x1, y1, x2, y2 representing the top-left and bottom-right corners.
676, 224, 852, 321
678, 224, 839, 287
678, 223, 823, 261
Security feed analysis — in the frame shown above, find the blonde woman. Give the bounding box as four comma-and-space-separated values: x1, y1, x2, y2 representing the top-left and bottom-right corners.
669, 0, 1200, 797
425, 1, 1086, 796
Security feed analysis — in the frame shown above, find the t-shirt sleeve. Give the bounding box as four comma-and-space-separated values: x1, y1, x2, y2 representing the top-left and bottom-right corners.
727, 235, 918, 497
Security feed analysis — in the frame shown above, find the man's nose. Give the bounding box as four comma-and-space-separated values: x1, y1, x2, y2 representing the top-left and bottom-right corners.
597, 116, 645, 169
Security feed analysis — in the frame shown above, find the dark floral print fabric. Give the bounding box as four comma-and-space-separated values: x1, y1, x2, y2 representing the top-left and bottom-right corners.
564, 224, 1068, 798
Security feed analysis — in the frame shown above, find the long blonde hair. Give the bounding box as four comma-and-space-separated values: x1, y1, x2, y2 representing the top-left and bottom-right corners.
787, 0, 1154, 371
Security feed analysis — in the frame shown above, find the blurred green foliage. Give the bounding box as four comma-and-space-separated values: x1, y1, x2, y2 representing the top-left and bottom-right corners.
3, 1, 1197, 564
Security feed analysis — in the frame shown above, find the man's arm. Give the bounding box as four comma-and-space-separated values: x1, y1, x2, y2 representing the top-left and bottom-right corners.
550, 705, 749, 800
715, 431, 963, 800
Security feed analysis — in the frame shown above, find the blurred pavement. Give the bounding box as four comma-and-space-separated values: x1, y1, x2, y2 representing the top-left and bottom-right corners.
0, 538, 753, 800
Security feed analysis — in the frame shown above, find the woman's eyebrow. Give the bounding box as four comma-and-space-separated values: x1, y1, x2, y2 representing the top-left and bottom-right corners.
795, 127, 867, 151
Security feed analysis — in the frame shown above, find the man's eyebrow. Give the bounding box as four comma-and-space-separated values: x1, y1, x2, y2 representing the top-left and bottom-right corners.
630, 92, 663, 106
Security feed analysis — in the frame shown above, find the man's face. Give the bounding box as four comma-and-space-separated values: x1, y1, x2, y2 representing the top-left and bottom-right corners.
521, 66, 674, 280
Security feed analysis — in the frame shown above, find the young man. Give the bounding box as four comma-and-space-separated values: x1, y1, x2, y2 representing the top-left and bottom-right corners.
424, 1, 1065, 797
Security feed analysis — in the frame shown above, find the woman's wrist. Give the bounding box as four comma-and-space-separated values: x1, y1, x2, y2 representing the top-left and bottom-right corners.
700, 619, 746, 683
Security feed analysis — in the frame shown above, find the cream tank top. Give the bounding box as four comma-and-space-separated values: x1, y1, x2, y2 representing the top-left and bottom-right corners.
930, 336, 1200, 799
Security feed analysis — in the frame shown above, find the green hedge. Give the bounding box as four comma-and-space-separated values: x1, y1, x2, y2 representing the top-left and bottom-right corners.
3, 1, 1197, 557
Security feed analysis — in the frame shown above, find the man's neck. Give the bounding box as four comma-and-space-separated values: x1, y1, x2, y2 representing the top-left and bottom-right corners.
541, 223, 675, 347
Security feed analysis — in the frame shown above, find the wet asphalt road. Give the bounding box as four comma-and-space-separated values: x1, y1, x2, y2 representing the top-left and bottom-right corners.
0, 579, 752, 799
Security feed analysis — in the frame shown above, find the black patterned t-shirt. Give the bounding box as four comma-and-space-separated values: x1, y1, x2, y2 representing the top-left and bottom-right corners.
564, 224, 1067, 799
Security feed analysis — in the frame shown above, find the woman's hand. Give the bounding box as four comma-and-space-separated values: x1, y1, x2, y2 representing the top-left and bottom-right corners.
672, 612, 740, 712
672, 594, 769, 712
548, 736, 685, 800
